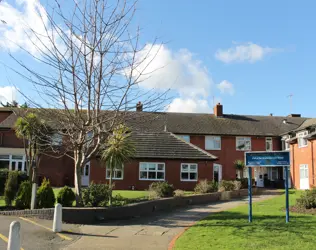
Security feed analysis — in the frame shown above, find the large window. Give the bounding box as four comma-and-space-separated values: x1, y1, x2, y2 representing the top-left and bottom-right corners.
205, 136, 221, 150
106, 167, 123, 180
298, 131, 308, 148
177, 135, 190, 143
181, 163, 197, 181
266, 137, 273, 151
236, 137, 251, 151
282, 135, 290, 151
0, 155, 26, 172
51, 133, 63, 146
139, 162, 165, 180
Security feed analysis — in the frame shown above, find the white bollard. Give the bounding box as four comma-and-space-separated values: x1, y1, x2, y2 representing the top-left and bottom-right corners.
53, 203, 62, 233
30, 183, 37, 210
7, 221, 21, 250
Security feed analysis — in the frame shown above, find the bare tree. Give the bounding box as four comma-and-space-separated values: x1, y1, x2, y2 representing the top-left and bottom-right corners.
7, 0, 167, 205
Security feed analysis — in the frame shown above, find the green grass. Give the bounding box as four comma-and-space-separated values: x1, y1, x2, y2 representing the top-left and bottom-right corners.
174, 191, 316, 250
112, 190, 149, 199
0, 196, 4, 206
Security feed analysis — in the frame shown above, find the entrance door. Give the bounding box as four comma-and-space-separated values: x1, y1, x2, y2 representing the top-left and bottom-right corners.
213, 164, 222, 182
300, 164, 309, 189
81, 162, 90, 186
255, 167, 265, 187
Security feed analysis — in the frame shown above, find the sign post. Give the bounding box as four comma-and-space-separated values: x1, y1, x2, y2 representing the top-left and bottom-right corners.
245, 151, 290, 223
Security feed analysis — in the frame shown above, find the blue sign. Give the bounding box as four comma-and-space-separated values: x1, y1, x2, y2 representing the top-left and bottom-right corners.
245, 151, 290, 167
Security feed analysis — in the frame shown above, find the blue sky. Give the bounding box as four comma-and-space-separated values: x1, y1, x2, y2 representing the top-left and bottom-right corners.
0, 0, 315, 117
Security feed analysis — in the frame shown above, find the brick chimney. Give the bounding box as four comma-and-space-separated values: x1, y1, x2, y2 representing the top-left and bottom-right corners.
136, 101, 143, 112
287, 114, 301, 118
214, 103, 223, 117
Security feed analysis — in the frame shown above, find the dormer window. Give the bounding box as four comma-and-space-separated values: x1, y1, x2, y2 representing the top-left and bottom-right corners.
282, 135, 290, 151
297, 131, 308, 148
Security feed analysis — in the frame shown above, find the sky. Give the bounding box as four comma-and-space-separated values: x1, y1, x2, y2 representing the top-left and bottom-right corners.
0, 0, 315, 117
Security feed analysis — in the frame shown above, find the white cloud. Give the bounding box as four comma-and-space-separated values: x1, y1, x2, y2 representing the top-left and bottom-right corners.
215, 42, 280, 63
0, 86, 17, 104
217, 80, 234, 95
132, 44, 212, 99
167, 98, 212, 113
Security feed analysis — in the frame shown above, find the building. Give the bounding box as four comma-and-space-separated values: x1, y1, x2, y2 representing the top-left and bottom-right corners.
0, 104, 313, 190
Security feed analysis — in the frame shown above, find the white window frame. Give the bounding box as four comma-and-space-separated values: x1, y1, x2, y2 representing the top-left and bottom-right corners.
300, 164, 309, 179
236, 137, 251, 151
106, 166, 124, 180
205, 136, 221, 150
177, 135, 190, 143
180, 163, 198, 182
51, 133, 63, 146
0, 155, 26, 172
139, 162, 165, 181
297, 131, 308, 148
265, 137, 273, 151
282, 135, 290, 151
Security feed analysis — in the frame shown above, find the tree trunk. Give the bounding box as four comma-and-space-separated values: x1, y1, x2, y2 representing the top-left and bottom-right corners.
74, 160, 83, 206
108, 167, 113, 206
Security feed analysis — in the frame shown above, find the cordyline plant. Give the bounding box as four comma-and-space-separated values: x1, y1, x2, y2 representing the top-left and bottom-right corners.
5, 0, 167, 206
101, 124, 136, 206
234, 160, 245, 178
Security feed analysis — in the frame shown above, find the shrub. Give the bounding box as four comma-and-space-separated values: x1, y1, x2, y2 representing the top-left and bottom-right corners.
4, 171, 19, 206
0, 169, 9, 195
82, 182, 110, 207
148, 182, 174, 199
296, 189, 316, 209
236, 178, 248, 189
194, 179, 218, 194
57, 186, 75, 207
15, 181, 32, 209
174, 189, 185, 197
37, 178, 55, 208
218, 180, 235, 192
233, 180, 242, 190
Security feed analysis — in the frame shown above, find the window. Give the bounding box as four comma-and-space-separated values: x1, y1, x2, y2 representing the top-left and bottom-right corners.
51, 133, 63, 146
181, 163, 197, 181
265, 138, 273, 151
0, 155, 9, 169
85, 131, 94, 147
205, 136, 221, 150
271, 168, 278, 181
297, 131, 308, 148
106, 167, 123, 180
177, 135, 190, 143
282, 135, 290, 151
236, 137, 251, 151
139, 162, 165, 180
300, 164, 309, 179
0, 155, 26, 171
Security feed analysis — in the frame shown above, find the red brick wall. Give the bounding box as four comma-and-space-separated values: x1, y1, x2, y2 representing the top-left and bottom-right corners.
90, 158, 213, 191
0, 130, 24, 148
290, 139, 316, 189
189, 135, 281, 180
38, 155, 74, 187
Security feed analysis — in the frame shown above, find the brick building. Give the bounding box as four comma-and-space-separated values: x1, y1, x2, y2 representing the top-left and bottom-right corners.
0, 104, 314, 190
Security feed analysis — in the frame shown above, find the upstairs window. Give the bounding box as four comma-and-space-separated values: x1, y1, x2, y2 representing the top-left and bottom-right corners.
266, 138, 273, 151
205, 136, 221, 150
51, 133, 63, 146
282, 135, 290, 151
236, 137, 251, 151
297, 131, 308, 148
177, 135, 190, 143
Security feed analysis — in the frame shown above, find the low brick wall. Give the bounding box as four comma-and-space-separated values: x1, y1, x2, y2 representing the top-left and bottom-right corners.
0, 187, 260, 224
0, 208, 54, 220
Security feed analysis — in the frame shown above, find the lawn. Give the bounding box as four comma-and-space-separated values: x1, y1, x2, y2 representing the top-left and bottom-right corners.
0, 196, 4, 206
174, 191, 316, 250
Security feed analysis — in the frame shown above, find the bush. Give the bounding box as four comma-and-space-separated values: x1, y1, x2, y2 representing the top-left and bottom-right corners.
148, 182, 174, 199
4, 171, 19, 206
0, 169, 9, 195
174, 189, 185, 197
15, 181, 32, 209
57, 186, 75, 207
296, 189, 316, 209
194, 179, 218, 194
236, 178, 248, 189
37, 178, 55, 208
233, 180, 242, 190
82, 182, 110, 207
218, 180, 235, 192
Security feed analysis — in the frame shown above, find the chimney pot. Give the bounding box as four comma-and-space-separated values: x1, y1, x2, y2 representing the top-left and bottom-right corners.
214, 103, 223, 117
136, 101, 143, 112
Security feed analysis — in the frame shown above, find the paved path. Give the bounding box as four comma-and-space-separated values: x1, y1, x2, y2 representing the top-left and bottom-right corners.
64, 193, 278, 250
0, 215, 81, 250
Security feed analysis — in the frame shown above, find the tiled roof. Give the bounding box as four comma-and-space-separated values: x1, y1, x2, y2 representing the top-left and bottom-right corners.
0, 113, 17, 128
131, 132, 217, 160
293, 118, 316, 132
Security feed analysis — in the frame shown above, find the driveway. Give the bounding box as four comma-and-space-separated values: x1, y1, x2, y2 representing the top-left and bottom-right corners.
64, 193, 278, 250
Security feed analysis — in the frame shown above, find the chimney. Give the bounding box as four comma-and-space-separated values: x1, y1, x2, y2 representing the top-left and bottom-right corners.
136, 101, 143, 112
287, 114, 301, 118
214, 103, 223, 117
270, 113, 273, 116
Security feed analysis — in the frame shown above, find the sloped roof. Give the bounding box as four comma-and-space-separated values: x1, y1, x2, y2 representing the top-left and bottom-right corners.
0, 113, 17, 128
131, 132, 217, 160
292, 118, 316, 132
